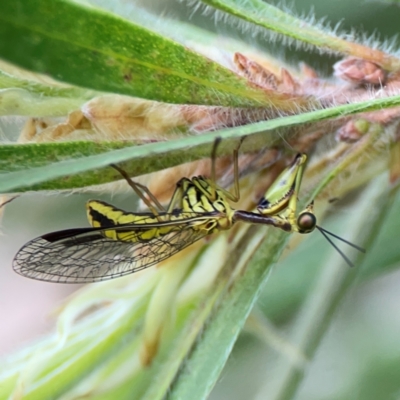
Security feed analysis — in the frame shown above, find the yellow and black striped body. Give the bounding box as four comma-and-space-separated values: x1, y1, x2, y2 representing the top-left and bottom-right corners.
86, 200, 199, 242
178, 176, 235, 230
86, 176, 235, 243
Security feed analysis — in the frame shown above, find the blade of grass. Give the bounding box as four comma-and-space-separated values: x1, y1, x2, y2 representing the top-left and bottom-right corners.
1, 95, 400, 192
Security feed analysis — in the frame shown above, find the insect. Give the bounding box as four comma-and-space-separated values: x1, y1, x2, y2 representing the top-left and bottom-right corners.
13, 138, 245, 283
12, 139, 364, 283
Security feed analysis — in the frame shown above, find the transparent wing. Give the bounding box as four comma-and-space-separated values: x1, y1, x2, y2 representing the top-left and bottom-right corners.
13, 218, 215, 284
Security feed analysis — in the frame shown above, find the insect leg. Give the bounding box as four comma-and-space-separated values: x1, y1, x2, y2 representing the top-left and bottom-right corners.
210, 136, 246, 203
165, 181, 186, 214
210, 137, 222, 202
110, 164, 164, 217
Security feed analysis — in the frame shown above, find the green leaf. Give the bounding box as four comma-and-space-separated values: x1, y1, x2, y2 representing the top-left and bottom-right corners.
165, 228, 287, 399
202, 0, 400, 70
0, 0, 270, 106
0, 69, 97, 116
2, 95, 400, 192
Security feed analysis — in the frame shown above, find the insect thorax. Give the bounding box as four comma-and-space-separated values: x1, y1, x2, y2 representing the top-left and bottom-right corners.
181, 177, 234, 230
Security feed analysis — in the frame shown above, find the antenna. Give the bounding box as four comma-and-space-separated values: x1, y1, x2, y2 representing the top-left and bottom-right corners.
316, 225, 366, 268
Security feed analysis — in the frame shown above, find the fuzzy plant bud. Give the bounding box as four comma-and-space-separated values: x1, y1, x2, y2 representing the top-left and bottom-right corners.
336, 119, 370, 142
334, 57, 386, 86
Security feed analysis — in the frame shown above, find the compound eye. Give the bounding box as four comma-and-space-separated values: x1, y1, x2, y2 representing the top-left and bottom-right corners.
297, 212, 317, 234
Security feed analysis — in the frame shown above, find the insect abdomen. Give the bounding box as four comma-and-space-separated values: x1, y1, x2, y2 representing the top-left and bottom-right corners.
86, 200, 169, 242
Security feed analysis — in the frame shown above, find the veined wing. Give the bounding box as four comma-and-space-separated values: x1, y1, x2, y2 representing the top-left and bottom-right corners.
13, 214, 220, 284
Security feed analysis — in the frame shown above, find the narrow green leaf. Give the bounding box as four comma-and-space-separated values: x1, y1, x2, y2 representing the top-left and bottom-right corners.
0, 88, 85, 117
202, 0, 400, 70
0, 68, 99, 116
166, 227, 287, 399
1, 95, 400, 192
0, 69, 98, 116
0, 0, 269, 106
0, 70, 97, 99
